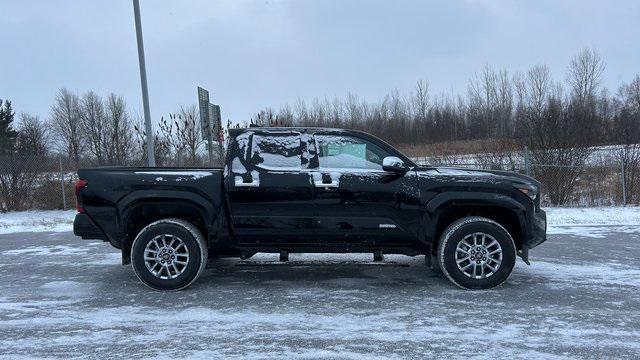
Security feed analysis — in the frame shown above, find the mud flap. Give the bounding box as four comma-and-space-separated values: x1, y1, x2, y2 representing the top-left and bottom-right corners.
518, 248, 530, 265
425, 253, 441, 272
122, 247, 131, 265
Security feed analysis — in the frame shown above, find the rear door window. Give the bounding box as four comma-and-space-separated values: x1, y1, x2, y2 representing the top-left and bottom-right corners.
249, 131, 302, 171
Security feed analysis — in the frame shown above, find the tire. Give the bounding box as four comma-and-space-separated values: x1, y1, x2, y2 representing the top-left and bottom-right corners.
438, 216, 516, 290
131, 218, 208, 291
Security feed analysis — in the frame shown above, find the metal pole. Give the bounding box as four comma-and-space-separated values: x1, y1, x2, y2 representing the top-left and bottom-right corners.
621, 150, 627, 206
206, 105, 214, 167
59, 156, 66, 210
207, 123, 214, 167
133, 0, 155, 166
524, 146, 530, 176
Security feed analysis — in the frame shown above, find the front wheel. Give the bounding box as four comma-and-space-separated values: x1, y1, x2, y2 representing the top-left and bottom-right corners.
438, 217, 516, 290
131, 218, 208, 291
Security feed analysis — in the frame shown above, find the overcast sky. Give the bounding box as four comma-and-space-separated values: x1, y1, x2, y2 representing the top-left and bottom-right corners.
2, 0, 639, 126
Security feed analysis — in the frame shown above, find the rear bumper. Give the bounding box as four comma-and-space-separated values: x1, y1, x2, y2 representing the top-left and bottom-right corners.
73, 213, 107, 240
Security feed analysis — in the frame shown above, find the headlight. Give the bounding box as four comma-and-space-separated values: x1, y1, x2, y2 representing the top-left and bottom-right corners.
513, 183, 537, 201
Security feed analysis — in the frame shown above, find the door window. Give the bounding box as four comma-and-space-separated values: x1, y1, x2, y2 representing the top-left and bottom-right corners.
249, 132, 302, 170
315, 134, 391, 170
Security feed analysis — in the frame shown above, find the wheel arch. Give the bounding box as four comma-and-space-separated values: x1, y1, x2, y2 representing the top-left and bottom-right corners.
425, 192, 526, 254
117, 191, 219, 264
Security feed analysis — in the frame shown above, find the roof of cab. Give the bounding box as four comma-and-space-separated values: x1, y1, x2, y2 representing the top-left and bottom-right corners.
228, 126, 356, 137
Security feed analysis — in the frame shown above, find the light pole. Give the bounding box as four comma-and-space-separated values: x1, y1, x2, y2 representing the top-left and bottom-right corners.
133, 0, 155, 166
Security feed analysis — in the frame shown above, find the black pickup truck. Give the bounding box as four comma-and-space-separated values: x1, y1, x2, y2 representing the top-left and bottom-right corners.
74, 127, 546, 290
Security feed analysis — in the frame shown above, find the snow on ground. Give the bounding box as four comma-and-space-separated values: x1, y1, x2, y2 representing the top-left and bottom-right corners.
0, 210, 75, 234
1, 230, 639, 358
1, 207, 639, 235
545, 207, 640, 238
545, 207, 640, 226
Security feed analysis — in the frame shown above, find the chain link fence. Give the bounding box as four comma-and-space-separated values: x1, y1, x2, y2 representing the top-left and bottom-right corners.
0, 153, 218, 212
412, 145, 639, 207
1, 146, 638, 212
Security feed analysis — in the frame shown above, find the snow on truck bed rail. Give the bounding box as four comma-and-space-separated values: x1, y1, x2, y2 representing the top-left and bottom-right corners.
1, 207, 639, 236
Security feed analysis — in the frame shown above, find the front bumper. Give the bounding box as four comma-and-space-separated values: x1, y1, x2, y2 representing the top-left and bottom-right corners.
527, 208, 547, 248
73, 213, 107, 240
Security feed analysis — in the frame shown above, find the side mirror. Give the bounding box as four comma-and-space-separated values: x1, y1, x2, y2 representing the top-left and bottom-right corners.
382, 156, 408, 173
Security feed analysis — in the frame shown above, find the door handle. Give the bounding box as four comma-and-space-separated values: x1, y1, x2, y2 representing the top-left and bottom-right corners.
234, 176, 260, 187
314, 179, 339, 188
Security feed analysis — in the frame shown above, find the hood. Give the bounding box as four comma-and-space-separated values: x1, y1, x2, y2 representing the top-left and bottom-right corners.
430, 167, 541, 187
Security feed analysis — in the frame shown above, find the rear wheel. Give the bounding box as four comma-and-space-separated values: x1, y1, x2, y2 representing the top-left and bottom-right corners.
131, 218, 207, 291
438, 217, 516, 289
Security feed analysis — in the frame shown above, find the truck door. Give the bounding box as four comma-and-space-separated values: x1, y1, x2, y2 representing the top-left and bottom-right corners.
226, 130, 315, 244
309, 131, 421, 247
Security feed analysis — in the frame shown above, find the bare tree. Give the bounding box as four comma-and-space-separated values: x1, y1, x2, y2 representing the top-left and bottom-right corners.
104, 94, 135, 165
276, 104, 294, 126
614, 74, 640, 203
79, 91, 106, 164
134, 115, 169, 166
567, 48, 605, 104
567, 48, 606, 145
15, 113, 49, 156
176, 104, 203, 166
0, 113, 49, 211
251, 108, 278, 127
50, 88, 83, 166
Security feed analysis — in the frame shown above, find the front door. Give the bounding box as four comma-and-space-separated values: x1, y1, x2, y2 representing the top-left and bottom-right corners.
226, 129, 315, 244
310, 132, 421, 247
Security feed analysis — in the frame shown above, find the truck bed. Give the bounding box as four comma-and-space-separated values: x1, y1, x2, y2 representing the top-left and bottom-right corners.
75, 167, 224, 250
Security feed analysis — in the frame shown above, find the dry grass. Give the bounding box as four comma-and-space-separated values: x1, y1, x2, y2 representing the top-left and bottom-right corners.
396, 138, 520, 158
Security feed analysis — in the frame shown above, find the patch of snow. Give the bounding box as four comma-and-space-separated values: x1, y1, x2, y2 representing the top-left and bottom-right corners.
545, 206, 640, 226
39, 281, 94, 297
0, 210, 76, 234
1, 207, 638, 236
523, 260, 640, 287
2, 244, 88, 256
545, 206, 640, 237
135, 171, 212, 179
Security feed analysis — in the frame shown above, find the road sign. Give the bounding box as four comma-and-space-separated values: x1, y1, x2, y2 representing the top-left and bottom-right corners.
198, 87, 210, 141
209, 104, 221, 139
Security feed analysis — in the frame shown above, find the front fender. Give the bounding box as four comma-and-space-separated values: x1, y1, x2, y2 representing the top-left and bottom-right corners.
422, 191, 528, 246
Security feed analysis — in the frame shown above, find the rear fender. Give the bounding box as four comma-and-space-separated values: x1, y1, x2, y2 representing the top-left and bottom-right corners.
117, 190, 219, 249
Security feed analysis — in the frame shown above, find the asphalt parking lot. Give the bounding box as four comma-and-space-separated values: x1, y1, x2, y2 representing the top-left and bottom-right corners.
1, 228, 639, 359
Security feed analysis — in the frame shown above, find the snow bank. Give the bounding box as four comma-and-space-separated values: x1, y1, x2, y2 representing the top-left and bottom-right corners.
545, 206, 640, 237
0, 210, 76, 234
0, 207, 638, 235
544, 207, 640, 226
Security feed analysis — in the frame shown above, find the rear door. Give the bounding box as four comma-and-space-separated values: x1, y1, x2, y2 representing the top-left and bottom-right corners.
225, 129, 315, 244
309, 131, 421, 246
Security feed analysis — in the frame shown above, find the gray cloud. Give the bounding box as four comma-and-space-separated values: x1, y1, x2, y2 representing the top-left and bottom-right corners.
2, 0, 639, 125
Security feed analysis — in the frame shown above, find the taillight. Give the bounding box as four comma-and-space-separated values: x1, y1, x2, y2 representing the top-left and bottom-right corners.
75, 179, 88, 213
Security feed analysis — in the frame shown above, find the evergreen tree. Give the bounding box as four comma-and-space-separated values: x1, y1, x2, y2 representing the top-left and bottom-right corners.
0, 99, 18, 155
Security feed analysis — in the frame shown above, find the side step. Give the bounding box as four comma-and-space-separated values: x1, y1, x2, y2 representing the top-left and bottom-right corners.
279, 251, 289, 262
373, 250, 384, 262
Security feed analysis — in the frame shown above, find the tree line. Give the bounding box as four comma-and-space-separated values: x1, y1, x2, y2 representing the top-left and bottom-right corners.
0, 91, 215, 167
0, 92, 215, 211
1, 48, 639, 207
252, 49, 639, 154
248, 48, 640, 205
